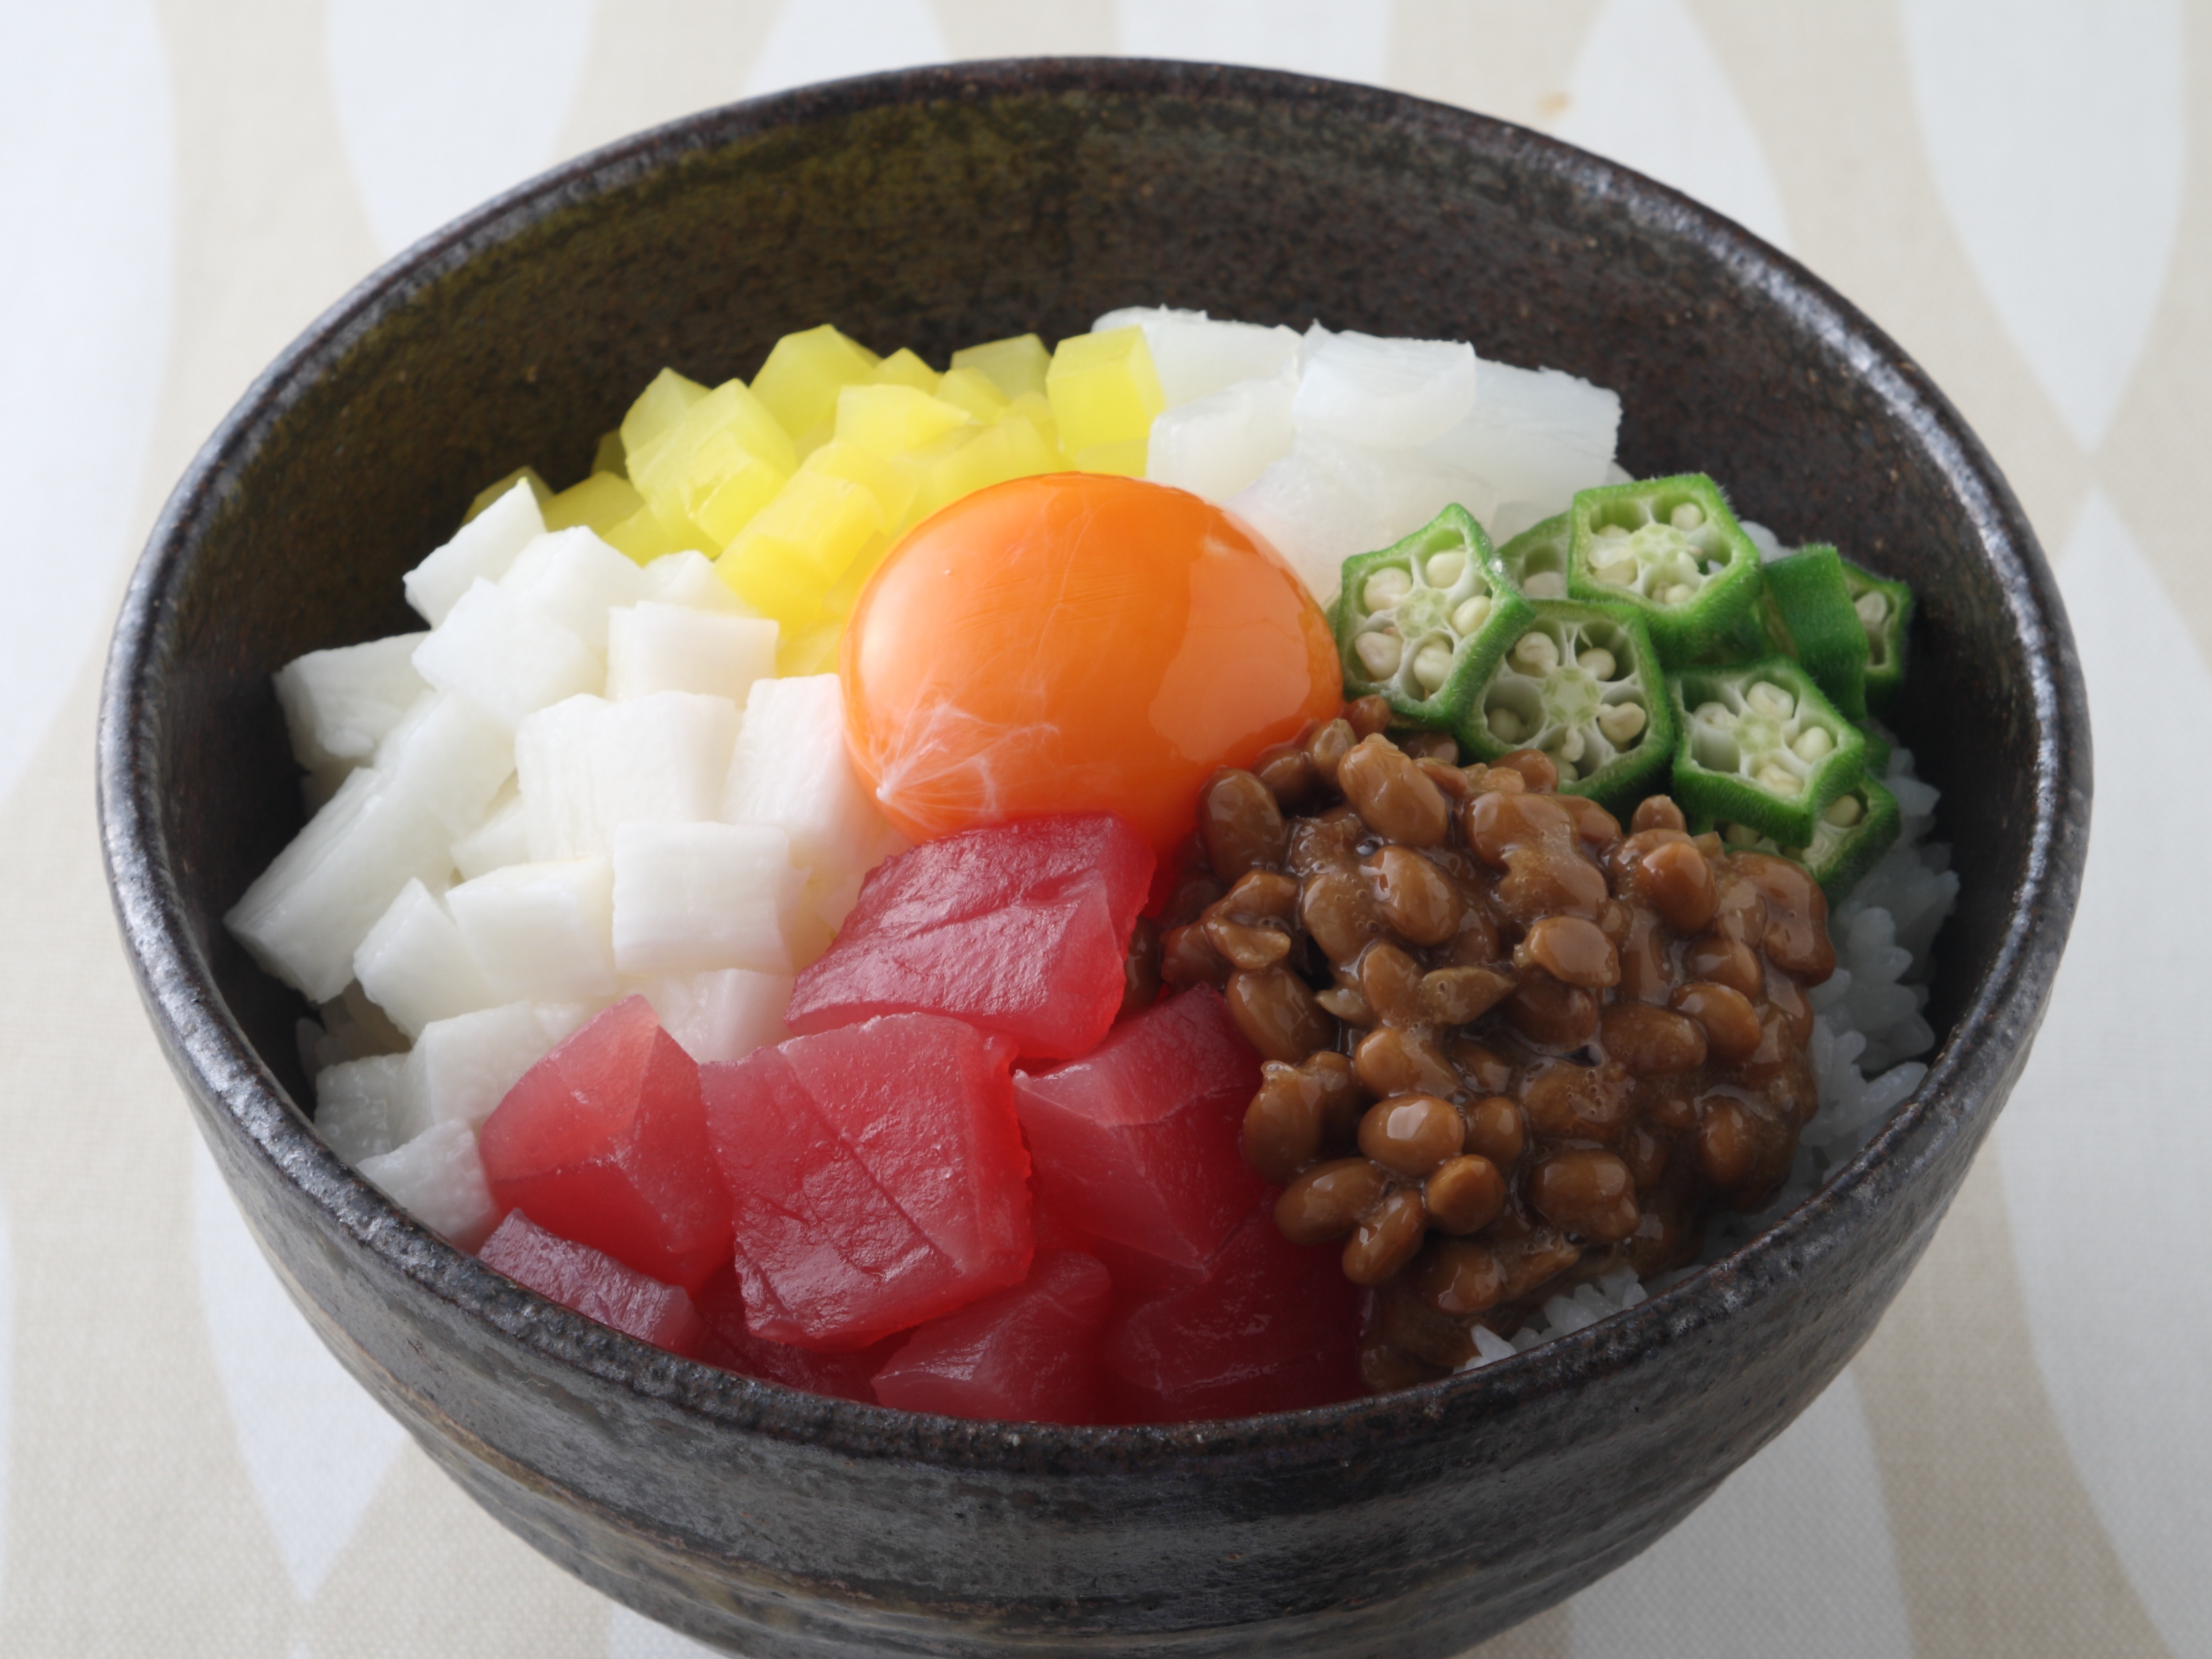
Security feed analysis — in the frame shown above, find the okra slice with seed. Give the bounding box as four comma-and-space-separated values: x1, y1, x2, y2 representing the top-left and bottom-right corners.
1496, 513, 1573, 601
1568, 474, 1762, 662
1704, 776, 1901, 904
1839, 558, 1913, 717
1463, 600, 1674, 808
1333, 505, 1535, 733
1760, 542, 1870, 720
1856, 720, 1894, 781
1669, 657, 1866, 847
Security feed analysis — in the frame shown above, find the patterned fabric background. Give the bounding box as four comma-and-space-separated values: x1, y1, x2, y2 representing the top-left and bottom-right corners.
0, 1, 2203, 1654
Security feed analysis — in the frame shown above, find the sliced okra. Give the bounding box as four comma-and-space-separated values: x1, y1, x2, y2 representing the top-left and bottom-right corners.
1839, 558, 1913, 717
1333, 505, 1535, 733
1496, 513, 1573, 601
1463, 600, 1675, 808
1760, 542, 1871, 721
1568, 474, 1762, 663
1856, 720, 1894, 782
1669, 657, 1866, 847
1705, 776, 1901, 904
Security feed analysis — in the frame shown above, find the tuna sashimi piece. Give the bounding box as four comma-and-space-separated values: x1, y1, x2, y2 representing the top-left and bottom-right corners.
477, 996, 730, 1291
693, 1267, 892, 1402
479, 1209, 706, 1357
1013, 986, 1265, 1268
702, 1013, 1032, 1350
1101, 1198, 1363, 1422
872, 1251, 1115, 1424
783, 814, 1154, 1060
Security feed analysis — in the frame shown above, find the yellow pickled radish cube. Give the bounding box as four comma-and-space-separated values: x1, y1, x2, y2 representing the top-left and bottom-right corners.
869, 347, 941, 394
619, 367, 709, 461
904, 422, 1052, 530
952, 333, 1050, 400
835, 383, 973, 456
1073, 438, 1148, 477
715, 545, 831, 628
464, 465, 550, 523
1004, 391, 1066, 461
752, 324, 881, 450
823, 536, 891, 617
543, 471, 646, 534
692, 446, 788, 546
776, 620, 847, 677
995, 409, 1061, 475
632, 377, 797, 499
603, 504, 695, 564
723, 469, 885, 587
591, 428, 627, 478
1047, 327, 1165, 455
803, 439, 920, 528
932, 366, 1009, 423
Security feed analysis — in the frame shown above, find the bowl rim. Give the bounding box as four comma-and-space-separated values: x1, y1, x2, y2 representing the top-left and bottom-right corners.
97, 55, 2091, 1477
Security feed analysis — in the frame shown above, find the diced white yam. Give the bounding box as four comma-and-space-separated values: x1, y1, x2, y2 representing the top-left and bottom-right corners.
1145, 367, 1298, 501
404, 479, 546, 627
398, 999, 572, 1137
446, 857, 617, 1003
314, 1053, 412, 1164
1092, 306, 1302, 406
515, 695, 607, 861
611, 821, 801, 977
637, 968, 792, 1065
517, 692, 740, 861
273, 632, 428, 769
412, 578, 601, 729
1294, 331, 1478, 450
640, 548, 751, 613
353, 878, 501, 1039
1227, 434, 1488, 605
607, 603, 778, 705
723, 674, 894, 885
374, 689, 515, 837
357, 1121, 499, 1249
1422, 359, 1621, 525
453, 781, 528, 881
225, 768, 454, 1003
499, 526, 648, 654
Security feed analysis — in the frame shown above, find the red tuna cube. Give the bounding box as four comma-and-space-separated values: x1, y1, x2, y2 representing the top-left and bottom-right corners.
479, 1209, 706, 1357
1013, 985, 1264, 1268
872, 1251, 1115, 1424
479, 996, 730, 1291
784, 814, 1154, 1060
1101, 1198, 1363, 1422
693, 1267, 894, 1402
703, 1012, 1032, 1350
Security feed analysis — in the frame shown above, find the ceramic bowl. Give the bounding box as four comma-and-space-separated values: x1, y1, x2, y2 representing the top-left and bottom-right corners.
98, 59, 2089, 1658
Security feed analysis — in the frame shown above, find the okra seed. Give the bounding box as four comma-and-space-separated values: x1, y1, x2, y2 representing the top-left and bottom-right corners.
1523, 572, 1568, 599
1661, 582, 1695, 605
1426, 552, 1467, 587
1451, 595, 1493, 635
1364, 566, 1413, 611
1723, 822, 1761, 847
1746, 682, 1795, 721
1489, 707, 1527, 743
1824, 794, 1865, 828
1756, 761, 1803, 796
1596, 702, 1647, 745
1792, 725, 1834, 761
1597, 522, 1630, 539
1595, 560, 1638, 588
1671, 503, 1706, 531
1555, 757, 1579, 781
1855, 591, 1888, 629
1576, 647, 1617, 679
1355, 632, 1404, 678
1554, 726, 1587, 764
1695, 701, 1737, 730
1412, 641, 1454, 692
1511, 633, 1560, 674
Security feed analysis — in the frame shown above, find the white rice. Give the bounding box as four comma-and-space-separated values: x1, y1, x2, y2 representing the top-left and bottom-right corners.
1461, 744, 1958, 1366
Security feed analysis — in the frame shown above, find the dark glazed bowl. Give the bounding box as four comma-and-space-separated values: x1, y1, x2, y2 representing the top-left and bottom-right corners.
99, 60, 2089, 1658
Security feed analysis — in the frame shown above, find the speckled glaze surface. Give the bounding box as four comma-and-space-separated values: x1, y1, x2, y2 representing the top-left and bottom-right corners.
98, 60, 2089, 1658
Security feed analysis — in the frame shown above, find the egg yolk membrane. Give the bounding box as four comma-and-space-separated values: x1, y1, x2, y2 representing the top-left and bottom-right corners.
841, 473, 1342, 855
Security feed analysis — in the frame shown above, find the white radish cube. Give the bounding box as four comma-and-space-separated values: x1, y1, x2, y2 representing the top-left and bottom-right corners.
398, 999, 580, 1137
1422, 359, 1621, 528
1092, 306, 1302, 406
611, 821, 801, 977
447, 857, 617, 1003
374, 689, 516, 837
517, 692, 739, 860
515, 695, 607, 861
641, 548, 751, 613
453, 782, 528, 880
1145, 367, 1297, 501
274, 632, 428, 769
412, 578, 601, 729
314, 1053, 413, 1164
357, 1121, 499, 1249
353, 878, 501, 1038
404, 479, 546, 627
500, 526, 648, 654
1294, 331, 1479, 450
723, 674, 892, 886
637, 969, 792, 1065
607, 603, 778, 705
225, 768, 454, 1003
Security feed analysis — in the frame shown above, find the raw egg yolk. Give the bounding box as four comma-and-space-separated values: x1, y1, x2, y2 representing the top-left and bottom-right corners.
841, 472, 1343, 856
